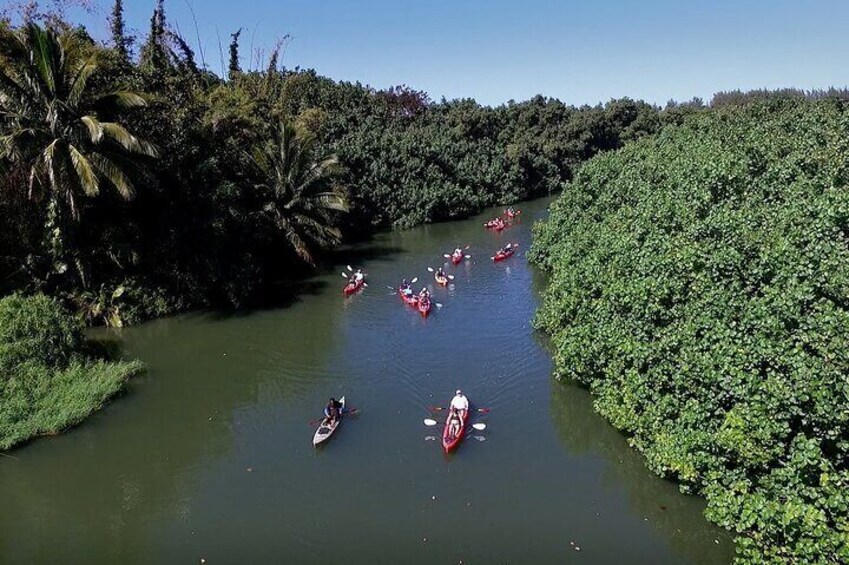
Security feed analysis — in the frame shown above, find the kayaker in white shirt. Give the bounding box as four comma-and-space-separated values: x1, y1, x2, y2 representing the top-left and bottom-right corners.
450, 389, 469, 419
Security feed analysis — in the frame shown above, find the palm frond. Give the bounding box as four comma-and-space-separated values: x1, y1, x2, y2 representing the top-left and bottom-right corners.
90, 153, 135, 200
80, 115, 103, 143
68, 144, 99, 196
97, 91, 149, 110
68, 57, 98, 107
101, 122, 159, 157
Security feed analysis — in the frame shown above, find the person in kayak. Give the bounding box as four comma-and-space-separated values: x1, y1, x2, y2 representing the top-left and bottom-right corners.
354, 269, 364, 283
418, 287, 431, 301
454, 247, 463, 257
499, 243, 514, 255
324, 397, 343, 424
401, 279, 415, 297
450, 389, 469, 419
447, 407, 462, 440
435, 267, 446, 279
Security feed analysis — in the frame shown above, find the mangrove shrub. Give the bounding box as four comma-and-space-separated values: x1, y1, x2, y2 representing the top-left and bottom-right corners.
531, 97, 849, 563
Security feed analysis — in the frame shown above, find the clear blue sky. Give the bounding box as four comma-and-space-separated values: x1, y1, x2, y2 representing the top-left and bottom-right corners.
68, 0, 848, 107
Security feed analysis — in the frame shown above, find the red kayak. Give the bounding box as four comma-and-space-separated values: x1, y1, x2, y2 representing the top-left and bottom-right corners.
342, 278, 364, 295
493, 244, 519, 262
399, 288, 418, 307
442, 408, 467, 452
418, 297, 432, 317
451, 251, 464, 265
483, 219, 505, 231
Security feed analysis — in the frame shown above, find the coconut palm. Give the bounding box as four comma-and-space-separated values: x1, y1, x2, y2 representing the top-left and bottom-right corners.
0, 23, 157, 275
247, 121, 348, 265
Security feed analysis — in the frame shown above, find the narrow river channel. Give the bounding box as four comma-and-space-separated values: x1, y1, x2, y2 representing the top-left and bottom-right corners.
0, 197, 735, 564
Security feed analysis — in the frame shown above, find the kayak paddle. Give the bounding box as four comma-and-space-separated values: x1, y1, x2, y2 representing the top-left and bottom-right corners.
423, 419, 486, 431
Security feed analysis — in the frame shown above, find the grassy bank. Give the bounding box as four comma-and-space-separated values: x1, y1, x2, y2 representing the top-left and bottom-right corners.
530, 97, 849, 562
0, 294, 143, 451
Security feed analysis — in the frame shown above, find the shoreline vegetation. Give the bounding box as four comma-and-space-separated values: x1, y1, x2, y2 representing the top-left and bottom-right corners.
530, 97, 849, 563
0, 294, 144, 451
1, 2, 847, 562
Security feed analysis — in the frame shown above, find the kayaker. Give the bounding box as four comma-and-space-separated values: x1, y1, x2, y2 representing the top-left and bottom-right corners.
354, 269, 364, 283
453, 247, 463, 257
500, 243, 514, 255
435, 267, 446, 279
450, 389, 469, 419
418, 287, 430, 300
400, 279, 412, 295
324, 397, 343, 424
447, 407, 462, 440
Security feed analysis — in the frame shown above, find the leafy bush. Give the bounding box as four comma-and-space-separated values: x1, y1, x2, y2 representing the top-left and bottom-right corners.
531, 97, 849, 563
0, 294, 144, 450
0, 294, 82, 373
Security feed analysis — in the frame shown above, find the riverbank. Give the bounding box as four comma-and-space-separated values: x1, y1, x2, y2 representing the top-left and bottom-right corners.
0, 295, 144, 451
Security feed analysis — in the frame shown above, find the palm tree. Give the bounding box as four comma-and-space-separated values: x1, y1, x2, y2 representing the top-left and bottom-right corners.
247, 121, 348, 265
0, 23, 157, 277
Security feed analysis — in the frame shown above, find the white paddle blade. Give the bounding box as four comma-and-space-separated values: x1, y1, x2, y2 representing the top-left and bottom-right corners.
472, 423, 487, 431
342, 272, 350, 278
473, 435, 486, 442
443, 254, 451, 258
465, 255, 471, 259
447, 275, 455, 280
435, 303, 443, 308
427, 267, 434, 272
411, 277, 418, 284
424, 419, 439, 426
347, 265, 353, 271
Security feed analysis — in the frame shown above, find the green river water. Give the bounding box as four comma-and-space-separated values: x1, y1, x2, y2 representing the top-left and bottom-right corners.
0, 197, 735, 564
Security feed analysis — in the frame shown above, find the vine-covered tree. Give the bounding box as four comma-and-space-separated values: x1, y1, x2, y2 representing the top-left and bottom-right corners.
228, 28, 242, 79
109, 0, 131, 62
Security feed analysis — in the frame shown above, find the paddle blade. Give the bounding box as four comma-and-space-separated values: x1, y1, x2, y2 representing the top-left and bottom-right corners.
411, 277, 418, 284
465, 255, 471, 259
427, 267, 434, 272
424, 418, 439, 426
347, 265, 353, 271
443, 254, 451, 258
435, 303, 443, 308
477, 408, 490, 413
342, 272, 350, 278
447, 274, 455, 280
472, 423, 487, 431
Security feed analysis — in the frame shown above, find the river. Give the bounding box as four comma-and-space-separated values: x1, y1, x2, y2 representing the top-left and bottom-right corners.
0, 197, 734, 564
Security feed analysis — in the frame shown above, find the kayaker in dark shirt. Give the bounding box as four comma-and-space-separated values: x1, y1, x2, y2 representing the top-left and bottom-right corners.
324, 398, 343, 423
436, 267, 446, 279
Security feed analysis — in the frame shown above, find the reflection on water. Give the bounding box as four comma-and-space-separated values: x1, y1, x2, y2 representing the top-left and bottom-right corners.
0, 197, 734, 564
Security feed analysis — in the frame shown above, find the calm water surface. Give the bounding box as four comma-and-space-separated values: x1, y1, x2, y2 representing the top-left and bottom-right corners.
0, 198, 734, 564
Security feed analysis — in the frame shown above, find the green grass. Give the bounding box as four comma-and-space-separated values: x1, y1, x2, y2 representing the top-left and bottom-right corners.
0, 359, 144, 451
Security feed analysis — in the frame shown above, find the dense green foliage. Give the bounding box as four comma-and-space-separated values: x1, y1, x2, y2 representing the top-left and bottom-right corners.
0, 294, 143, 450
531, 98, 849, 562
0, 7, 662, 324
0, 293, 81, 372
